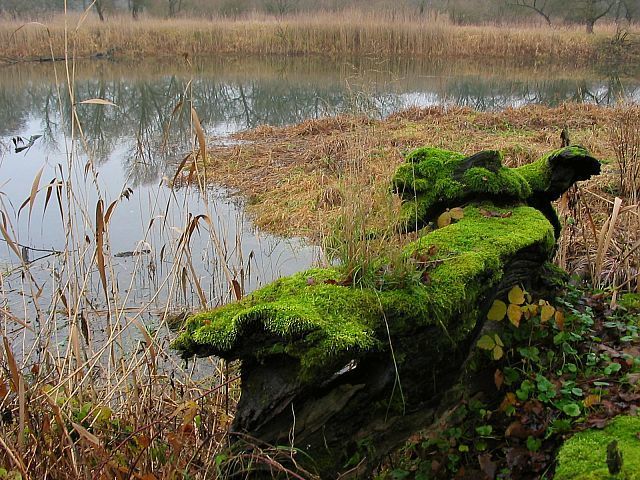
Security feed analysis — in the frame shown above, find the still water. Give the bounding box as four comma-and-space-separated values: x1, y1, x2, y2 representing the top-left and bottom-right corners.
0, 55, 637, 328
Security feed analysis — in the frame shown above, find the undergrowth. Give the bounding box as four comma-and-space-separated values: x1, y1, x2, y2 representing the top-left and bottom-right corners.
379, 283, 640, 479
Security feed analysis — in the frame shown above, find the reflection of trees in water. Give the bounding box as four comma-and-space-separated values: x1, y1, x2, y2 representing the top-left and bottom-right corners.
0, 69, 637, 185
441, 77, 637, 110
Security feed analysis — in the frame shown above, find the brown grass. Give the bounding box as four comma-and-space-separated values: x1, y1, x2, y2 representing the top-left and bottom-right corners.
0, 12, 634, 65
196, 103, 640, 293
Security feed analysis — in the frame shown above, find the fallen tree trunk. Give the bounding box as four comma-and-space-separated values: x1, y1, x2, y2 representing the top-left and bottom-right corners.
173, 145, 600, 477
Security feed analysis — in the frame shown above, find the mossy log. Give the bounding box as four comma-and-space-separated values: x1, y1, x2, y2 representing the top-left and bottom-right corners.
173, 145, 600, 477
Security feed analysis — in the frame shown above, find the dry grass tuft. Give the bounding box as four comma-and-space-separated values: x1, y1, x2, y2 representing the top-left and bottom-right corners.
197, 103, 640, 292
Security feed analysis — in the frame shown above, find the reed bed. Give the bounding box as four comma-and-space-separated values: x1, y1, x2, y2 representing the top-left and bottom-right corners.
0, 25, 252, 479
0, 12, 632, 65
199, 103, 640, 294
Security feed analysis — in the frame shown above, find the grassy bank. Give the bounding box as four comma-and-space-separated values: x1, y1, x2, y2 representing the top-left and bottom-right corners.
0, 13, 635, 65
196, 103, 640, 293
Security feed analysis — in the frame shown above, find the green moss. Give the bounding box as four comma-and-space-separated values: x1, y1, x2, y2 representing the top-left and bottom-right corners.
513, 152, 553, 193
392, 147, 533, 229
515, 145, 596, 194
173, 205, 555, 379
393, 145, 598, 231
173, 268, 383, 377
555, 415, 640, 480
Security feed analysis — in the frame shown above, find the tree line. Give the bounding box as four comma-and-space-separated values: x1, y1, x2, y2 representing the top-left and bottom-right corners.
0, 0, 637, 32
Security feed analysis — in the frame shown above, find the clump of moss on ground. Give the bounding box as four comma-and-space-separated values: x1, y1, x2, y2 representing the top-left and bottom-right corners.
555, 415, 640, 480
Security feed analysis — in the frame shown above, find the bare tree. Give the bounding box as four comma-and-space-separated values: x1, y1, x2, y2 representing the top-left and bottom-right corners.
129, 0, 144, 18
264, 0, 300, 16
167, 0, 183, 17
94, 0, 106, 20
616, 0, 638, 23
506, 0, 552, 25
578, 0, 617, 32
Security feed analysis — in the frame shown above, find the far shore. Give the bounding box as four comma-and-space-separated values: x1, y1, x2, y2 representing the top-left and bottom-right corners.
0, 13, 637, 65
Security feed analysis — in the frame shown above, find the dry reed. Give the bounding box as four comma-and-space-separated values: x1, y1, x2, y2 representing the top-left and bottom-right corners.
0, 12, 249, 480
0, 12, 633, 65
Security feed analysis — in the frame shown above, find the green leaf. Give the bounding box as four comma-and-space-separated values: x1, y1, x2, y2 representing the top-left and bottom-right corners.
562, 403, 582, 417
391, 469, 411, 480
475, 425, 493, 436
526, 436, 542, 452
604, 363, 622, 375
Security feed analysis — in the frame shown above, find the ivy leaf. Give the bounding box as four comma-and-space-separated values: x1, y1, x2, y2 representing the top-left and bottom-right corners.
488, 300, 507, 321
562, 403, 582, 417
477, 335, 496, 350
507, 304, 523, 327
508, 286, 526, 305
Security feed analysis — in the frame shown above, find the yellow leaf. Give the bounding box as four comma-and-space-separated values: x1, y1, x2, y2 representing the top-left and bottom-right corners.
508, 286, 525, 305
499, 392, 517, 412
507, 304, 522, 327
181, 400, 198, 427
477, 335, 495, 350
541, 304, 556, 323
487, 300, 507, 321
494, 334, 504, 347
437, 212, 452, 228
492, 345, 504, 360
583, 394, 600, 408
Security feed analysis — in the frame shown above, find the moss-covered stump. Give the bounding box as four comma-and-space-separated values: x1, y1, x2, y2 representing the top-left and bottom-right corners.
392, 145, 599, 234
555, 416, 640, 480
173, 145, 600, 477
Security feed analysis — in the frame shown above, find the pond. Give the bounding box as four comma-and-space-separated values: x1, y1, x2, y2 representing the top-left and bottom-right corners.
0, 55, 637, 347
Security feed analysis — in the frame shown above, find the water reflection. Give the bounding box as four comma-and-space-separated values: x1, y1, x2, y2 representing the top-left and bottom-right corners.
0, 56, 637, 187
